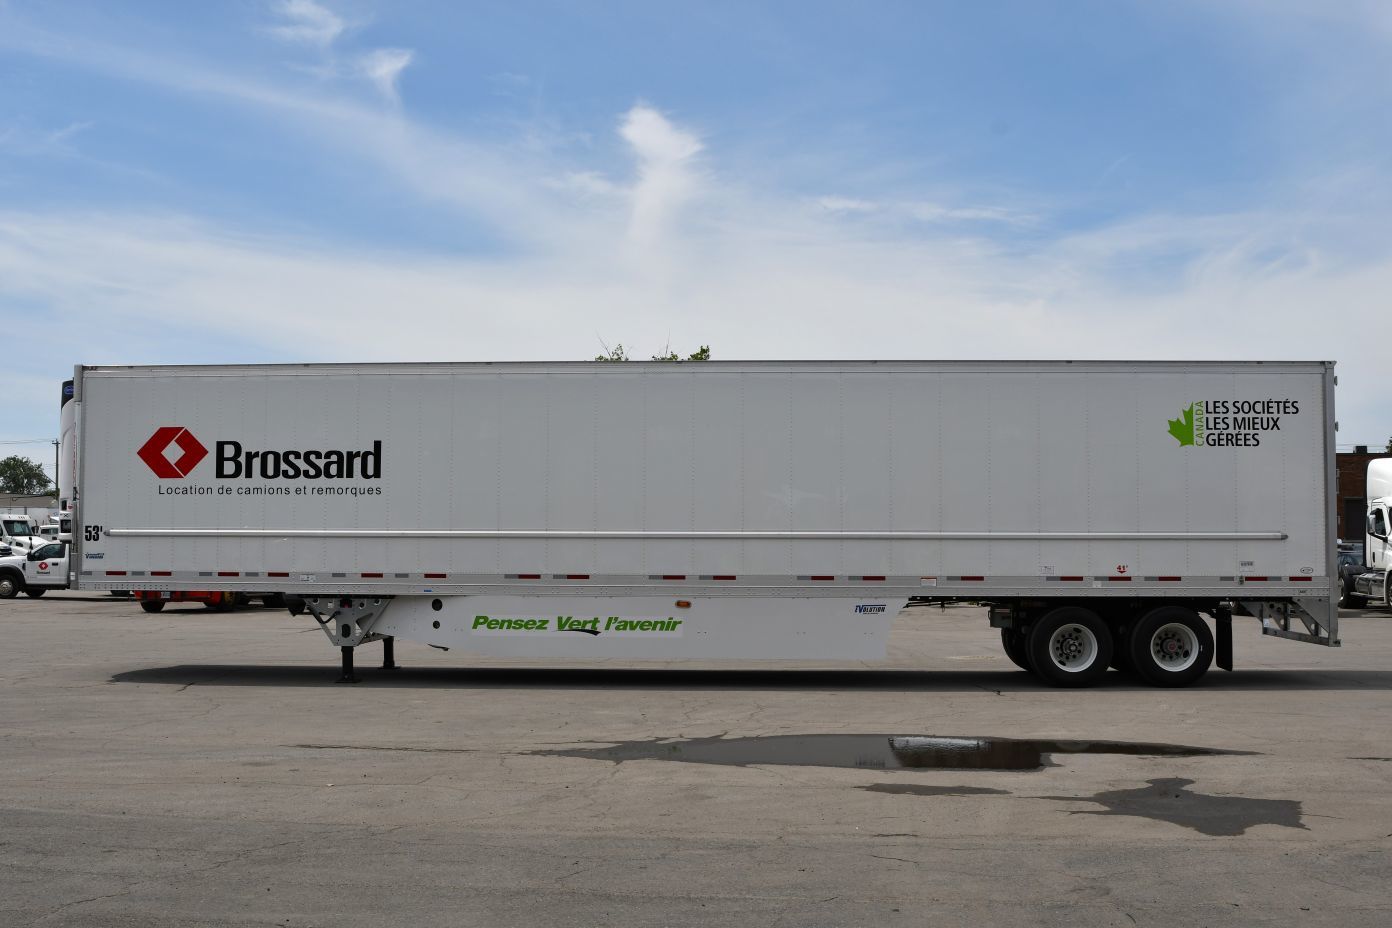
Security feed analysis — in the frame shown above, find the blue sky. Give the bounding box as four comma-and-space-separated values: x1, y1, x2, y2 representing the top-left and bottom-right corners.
2, 0, 1390, 476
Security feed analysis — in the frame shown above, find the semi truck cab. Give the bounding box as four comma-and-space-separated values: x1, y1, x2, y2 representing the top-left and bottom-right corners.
0, 515, 43, 556
1352, 459, 1392, 606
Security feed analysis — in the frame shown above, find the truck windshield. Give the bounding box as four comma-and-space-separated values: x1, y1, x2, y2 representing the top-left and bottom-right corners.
2, 520, 32, 537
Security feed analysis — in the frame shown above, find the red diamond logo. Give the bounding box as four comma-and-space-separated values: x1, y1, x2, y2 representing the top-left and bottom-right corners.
137, 427, 208, 478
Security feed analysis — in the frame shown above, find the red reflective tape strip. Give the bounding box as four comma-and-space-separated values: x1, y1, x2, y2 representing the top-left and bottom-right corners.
566, 574, 590, 580
217, 571, 239, 577
810, 575, 835, 581
105, 570, 127, 576
424, 573, 447, 579
860, 576, 886, 581
517, 574, 541, 579
1288, 576, 1312, 582
662, 575, 686, 580
712, 575, 737, 581
1243, 576, 1269, 582
1108, 576, 1132, 582
1059, 576, 1084, 582
150, 571, 171, 577
959, 576, 984, 582
360, 572, 383, 578
268, 572, 289, 578
1157, 576, 1182, 582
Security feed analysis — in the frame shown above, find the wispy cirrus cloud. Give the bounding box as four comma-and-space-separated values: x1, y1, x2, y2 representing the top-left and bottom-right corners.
357, 48, 413, 103
266, 0, 346, 48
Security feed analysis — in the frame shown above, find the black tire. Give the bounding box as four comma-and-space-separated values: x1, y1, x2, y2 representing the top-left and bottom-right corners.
140, 600, 165, 613
1338, 576, 1365, 609
261, 593, 286, 609
1127, 607, 1213, 688
1025, 606, 1113, 688
1000, 627, 1031, 671
25, 588, 46, 598
0, 573, 21, 599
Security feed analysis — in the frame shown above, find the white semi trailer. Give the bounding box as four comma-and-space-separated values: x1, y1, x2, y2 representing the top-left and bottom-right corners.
63, 360, 1338, 687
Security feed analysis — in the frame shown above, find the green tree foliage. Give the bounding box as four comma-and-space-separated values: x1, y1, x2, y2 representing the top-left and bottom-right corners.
0, 455, 53, 494
594, 343, 630, 362
595, 342, 711, 362
651, 345, 711, 362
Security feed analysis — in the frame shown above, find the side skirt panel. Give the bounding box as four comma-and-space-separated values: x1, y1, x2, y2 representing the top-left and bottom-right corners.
372, 595, 909, 660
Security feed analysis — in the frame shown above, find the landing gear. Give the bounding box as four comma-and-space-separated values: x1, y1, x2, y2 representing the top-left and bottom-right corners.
304, 597, 394, 683
338, 646, 358, 684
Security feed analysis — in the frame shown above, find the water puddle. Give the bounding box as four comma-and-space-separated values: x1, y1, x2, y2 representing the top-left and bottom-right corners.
525, 734, 1249, 771
859, 783, 1010, 797
1041, 777, 1307, 835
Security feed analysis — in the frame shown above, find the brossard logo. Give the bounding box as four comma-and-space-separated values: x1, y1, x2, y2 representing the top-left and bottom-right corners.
138, 426, 382, 480
1167, 399, 1299, 448
137, 427, 208, 479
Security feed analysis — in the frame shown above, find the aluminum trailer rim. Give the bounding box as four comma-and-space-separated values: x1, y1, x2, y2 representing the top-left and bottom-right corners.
1047, 623, 1100, 673
1150, 622, 1200, 673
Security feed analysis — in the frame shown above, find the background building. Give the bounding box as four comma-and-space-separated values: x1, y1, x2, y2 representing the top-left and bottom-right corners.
1337, 447, 1390, 542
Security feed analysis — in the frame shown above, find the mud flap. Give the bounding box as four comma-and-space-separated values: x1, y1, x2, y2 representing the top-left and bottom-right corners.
1215, 613, 1232, 671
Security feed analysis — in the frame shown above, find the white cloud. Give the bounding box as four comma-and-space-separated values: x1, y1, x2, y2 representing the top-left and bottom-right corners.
2, 191, 1387, 447
357, 48, 412, 102
619, 105, 703, 251
818, 195, 1030, 226
267, 0, 345, 48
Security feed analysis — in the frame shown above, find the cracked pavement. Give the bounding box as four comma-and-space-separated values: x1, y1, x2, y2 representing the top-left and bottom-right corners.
2, 594, 1391, 926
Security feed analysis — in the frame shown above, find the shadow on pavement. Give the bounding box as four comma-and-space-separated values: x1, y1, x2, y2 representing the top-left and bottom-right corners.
108, 664, 1392, 692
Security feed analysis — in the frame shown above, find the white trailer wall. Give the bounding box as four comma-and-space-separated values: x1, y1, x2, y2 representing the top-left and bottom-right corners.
73, 361, 1333, 599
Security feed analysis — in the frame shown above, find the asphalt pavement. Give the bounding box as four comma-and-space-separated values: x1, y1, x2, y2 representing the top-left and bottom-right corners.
3, 593, 1390, 927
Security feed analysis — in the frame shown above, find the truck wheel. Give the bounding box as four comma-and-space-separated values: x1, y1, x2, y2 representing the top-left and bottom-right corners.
24, 589, 46, 598
1000, 628, 1031, 671
140, 600, 166, 613
1026, 607, 1112, 687
262, 593, 286, 609
1128, 607, 1212, 687
0, 574, 19, 598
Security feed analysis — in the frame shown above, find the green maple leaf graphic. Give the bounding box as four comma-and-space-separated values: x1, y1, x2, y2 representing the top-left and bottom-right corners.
1167, 404, 1195, 446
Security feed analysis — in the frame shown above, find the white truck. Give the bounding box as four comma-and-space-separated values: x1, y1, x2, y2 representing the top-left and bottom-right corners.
0, 539, 70, 598
1351, 459, 1392, 606
62, 360, 1338, 687
1, 514, 44, 556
